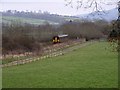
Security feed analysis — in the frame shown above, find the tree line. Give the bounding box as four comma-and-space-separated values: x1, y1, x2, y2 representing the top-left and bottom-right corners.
2, 20, 111, 55
2, 10, 77, 24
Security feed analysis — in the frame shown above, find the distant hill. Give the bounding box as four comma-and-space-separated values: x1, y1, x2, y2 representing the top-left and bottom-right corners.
76, 8, 118, 21
2, 16, 59, 25
1, 10, 80, 25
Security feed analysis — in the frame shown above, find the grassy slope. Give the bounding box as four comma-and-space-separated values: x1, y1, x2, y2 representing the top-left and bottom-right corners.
2, 42, 118, 88
2, 16, 81, 25
2, 16, 59, 25
63, 16, 80, 21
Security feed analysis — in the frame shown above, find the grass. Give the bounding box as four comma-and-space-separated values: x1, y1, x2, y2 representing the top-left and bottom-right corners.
63, 16, 80, 21
2, 42, 118, 88
2, 16, 58, 25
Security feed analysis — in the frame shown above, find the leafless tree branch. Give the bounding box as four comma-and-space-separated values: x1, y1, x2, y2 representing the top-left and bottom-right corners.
65, 0, 118, 19
65, 0, 118, 12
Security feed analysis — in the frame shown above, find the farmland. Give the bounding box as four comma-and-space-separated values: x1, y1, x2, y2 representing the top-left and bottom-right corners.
2, 16, 59, 25
2, 15, 80, 25
2, 41, 118, 88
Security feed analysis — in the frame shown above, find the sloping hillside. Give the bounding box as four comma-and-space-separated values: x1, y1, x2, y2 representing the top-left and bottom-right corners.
1, 11, 80, 25
2, 16, 59, 25
77, 8, 118, 21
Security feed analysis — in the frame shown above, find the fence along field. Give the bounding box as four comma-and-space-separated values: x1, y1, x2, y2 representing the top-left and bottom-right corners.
2, 39, 87, 67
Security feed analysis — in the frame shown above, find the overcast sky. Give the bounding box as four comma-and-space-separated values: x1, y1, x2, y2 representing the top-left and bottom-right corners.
0, 0, 118, 16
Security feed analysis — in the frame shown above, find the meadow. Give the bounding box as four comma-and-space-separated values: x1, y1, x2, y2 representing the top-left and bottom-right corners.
2, 16, 58, 25
2, 42, 118, 88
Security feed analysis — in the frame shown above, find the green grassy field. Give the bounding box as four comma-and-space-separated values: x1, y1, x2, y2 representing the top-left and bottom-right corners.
2, 16, 58, 25
2, 42, 118, 88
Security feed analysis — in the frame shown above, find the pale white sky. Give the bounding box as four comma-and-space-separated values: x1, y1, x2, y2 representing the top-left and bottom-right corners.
0, 0, 118, 16
0, 0, 65, 3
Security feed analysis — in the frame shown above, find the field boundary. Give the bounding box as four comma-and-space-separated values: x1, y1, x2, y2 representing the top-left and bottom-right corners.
1, 40, 96, 67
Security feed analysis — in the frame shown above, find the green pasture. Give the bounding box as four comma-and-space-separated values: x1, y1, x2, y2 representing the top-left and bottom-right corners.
2, 16, 58, 25
2, 42, 118, 88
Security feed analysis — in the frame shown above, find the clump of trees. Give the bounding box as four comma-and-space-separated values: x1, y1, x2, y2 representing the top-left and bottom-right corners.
2, 23, 59, 55
60, 20, 110, 40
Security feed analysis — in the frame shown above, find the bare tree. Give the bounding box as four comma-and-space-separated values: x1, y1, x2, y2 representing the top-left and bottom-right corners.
65, 0, 119, 19
65, 0, 120, 52
65, 0, 120, 30
65, 0, 118, 12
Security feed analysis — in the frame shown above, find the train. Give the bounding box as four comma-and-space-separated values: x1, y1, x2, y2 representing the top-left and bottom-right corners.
52, 34, 68, 44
